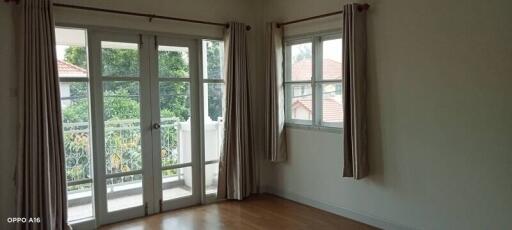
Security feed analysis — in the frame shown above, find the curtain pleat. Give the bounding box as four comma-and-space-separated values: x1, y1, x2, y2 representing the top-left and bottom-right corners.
16, 0, 70, 229
217, 22, 256, 200
342, 4, 369, 179
265, 22, 287, 162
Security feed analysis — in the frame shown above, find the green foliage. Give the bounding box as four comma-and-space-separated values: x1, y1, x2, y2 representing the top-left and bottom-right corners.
64, 46, 87, 69
207, 84, 223, 121
159, 51, 189, 78
62, 83, 89, 123
160, 82, 190, 120
103, 82, 141, 120
63, 125, 90, 182
205, 41, 224, 121
102, 48, 140, 77
206, 41, 222, 79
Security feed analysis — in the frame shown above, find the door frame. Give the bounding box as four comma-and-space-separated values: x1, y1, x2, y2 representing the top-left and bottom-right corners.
56, 23, 224, 229
89, 30, 154, 225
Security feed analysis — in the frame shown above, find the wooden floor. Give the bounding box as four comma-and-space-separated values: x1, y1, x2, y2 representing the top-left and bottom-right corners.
100, 194, 378, 230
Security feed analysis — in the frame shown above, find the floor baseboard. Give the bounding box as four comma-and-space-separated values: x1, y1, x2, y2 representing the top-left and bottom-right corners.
262, 186, 412, 230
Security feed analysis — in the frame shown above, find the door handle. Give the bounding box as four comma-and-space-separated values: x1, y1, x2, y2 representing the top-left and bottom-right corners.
153, 123, 161, 129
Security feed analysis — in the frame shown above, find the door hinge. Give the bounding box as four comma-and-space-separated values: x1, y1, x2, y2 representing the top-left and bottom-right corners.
154, 35, 158, 50
139, 34, 143, 48
144, 202, 148, 216
159, 199, 163, 213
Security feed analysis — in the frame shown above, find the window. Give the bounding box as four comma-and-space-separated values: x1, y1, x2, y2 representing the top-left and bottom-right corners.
55, 27, 94, 222
202, 40, 224, 196
284, 34, 343, 128
101, 41, 144, 212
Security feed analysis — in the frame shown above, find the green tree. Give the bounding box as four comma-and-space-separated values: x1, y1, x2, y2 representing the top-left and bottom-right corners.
206, 41, 222, 79
205, 41, 223, 121
64, 46, 87, 69
102, 48, 140, 77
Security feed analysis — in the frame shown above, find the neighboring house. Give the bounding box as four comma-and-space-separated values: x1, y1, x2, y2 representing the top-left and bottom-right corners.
291, 58, 342, 80
291, 58, 343, 123
58, 60, 87, 108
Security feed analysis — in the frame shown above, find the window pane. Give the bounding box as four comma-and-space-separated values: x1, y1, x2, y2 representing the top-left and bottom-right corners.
204, 83, 224, 162
107, 174, 143, 212
290, 43, 312, 81
286, 83, 312, 121
158, 45, 189, 78
103, 81, 142, 174
67, 182, 93, 222
55, 28, 88, 78
61, 82, 92, 181
322, 39, 342, 80
60, 81, 93, 222
160, 82, 191, 167
321, 83, 343, 125
202, 40, 224, 79
205, 163, 219, 195
101, 41, 139, 77
162, 167, 193, 201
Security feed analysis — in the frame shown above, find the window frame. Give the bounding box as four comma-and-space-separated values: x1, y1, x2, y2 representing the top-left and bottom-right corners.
284, 32, 343, 131
56, 26, 97, 226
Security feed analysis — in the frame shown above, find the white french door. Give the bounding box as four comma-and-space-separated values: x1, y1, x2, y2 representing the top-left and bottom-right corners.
149, 37, 201, 212
88, 31, 201, 225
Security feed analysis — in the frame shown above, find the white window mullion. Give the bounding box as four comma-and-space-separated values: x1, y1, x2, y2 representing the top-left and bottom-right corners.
313, 36, 322, 126
87, 29, 106, 225
284, 44, 292, 121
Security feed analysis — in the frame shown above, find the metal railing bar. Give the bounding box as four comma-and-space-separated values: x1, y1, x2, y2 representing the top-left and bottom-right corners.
106, 170, 143, 179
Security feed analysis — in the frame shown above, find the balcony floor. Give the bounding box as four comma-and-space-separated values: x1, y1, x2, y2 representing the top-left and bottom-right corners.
69, 185, 218, 222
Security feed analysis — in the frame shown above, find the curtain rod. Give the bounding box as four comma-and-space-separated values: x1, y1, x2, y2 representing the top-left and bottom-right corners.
53, 3, 251, 30
277, 3, 369, 28
48, 3, 251, 31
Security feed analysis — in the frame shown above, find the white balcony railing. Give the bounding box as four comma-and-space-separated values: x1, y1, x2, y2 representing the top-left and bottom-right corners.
64, 117, 223, 221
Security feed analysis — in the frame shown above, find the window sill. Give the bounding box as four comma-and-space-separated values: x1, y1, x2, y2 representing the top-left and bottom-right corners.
285, 123, 342, 134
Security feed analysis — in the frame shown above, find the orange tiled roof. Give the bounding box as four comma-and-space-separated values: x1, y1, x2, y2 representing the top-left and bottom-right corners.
291, 58, 342, 80
58, 60, 87, 77
290, 58, 343, 123
292, 98, 343, 123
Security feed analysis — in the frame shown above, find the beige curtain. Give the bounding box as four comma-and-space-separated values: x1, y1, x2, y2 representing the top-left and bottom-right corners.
217, 22, 256, 200
342, 3, 369, 179
265, 22, 287, 162
15, 0, 70, 229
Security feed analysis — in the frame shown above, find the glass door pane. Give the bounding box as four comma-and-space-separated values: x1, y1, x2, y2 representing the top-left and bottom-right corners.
55, 27, 95, 223
161, 167, 193, 200
202, 40, 225, 197
155, 43, 197, 203
89, 33, 201, 224
101, 41, 144, 212
159, 81, 193, 200
159, 81, 191, 167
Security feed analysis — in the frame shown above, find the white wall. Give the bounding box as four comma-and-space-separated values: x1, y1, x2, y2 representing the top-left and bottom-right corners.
260, 0, 512, 229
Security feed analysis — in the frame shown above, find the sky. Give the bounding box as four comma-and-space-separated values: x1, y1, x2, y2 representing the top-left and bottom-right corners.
323, 39, 342, 62
56, 45, 67, 60
291, 38, 342, 63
